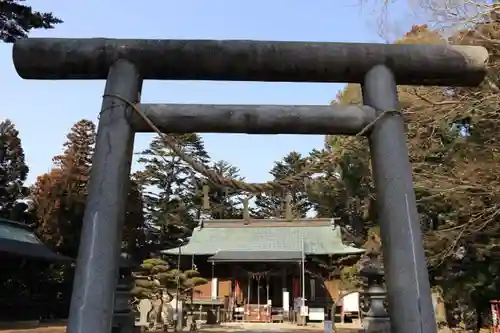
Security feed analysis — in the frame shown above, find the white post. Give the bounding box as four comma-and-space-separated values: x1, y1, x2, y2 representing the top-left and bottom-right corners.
211, 262, 218, 300
301, 236, 305, 302
301, 236, 306, 325
211, 278, 218, 300
176, 246, 182, 332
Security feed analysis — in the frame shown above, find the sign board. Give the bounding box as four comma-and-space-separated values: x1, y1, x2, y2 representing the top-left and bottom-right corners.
300, 305, 309, 316
324, 320, 333, 333
282, 291, 289, 312
211, 277, 218, 300
343, 292, 359, 312
309, 307, 325, 321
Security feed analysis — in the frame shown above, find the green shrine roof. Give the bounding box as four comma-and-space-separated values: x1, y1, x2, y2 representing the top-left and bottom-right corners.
162, 219, 365, 257
0, 217, 69, 262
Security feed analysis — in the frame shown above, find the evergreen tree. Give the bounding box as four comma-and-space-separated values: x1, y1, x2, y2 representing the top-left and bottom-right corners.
123, 179, 147, 258
135, 134, 209, 250
1, 1, 62, 43
255, 151, 312, 219
33, 119, 146, 259
0, 123, 49, 320
0, 119, 30, 221
311, 22, 500, 329
33, 120, 96, 257
196, 160, 245, 220
308, 134, 374, 246
132, 258, 207, 300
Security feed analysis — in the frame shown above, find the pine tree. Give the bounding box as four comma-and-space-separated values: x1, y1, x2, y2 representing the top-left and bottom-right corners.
255, 151, 312, 219
135, 134, 210, 250
308, 140, 374, 246
196, 160, 245, 220
123, 179, 146, 258
132, 258, 207, 300
0, 119, 30, 221
1, 1, 62, 43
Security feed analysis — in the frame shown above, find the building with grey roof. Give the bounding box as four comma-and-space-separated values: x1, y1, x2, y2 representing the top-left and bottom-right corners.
162, 218, 364, 322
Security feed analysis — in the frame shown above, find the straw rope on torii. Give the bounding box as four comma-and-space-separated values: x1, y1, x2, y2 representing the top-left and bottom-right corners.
103, 93, 397, 200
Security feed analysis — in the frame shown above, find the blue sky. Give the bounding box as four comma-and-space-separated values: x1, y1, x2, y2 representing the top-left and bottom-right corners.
1, 0, 414, 185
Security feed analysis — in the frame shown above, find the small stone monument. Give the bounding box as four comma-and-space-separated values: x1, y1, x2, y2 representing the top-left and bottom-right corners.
149, 294, 163, 331
137, 299, 152, 328
161, 290, 174, 331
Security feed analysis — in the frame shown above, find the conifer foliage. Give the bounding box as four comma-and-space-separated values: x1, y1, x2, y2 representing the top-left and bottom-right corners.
134, 134, 210, 249
33, 120, 96, 257
0, 1, 62, 42
132, 258, 207, 300
254, 151, 313, 219
0, 119, 30, 221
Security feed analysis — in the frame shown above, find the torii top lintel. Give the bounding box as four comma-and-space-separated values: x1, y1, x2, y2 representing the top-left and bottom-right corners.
12, 38, 487, 86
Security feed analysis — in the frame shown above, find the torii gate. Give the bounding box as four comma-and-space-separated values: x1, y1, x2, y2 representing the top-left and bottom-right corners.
12, 38, 487, 333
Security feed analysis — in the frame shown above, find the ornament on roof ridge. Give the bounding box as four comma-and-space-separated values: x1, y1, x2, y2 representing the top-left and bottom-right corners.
197, 219, 204, 230
198, 182, 295, 223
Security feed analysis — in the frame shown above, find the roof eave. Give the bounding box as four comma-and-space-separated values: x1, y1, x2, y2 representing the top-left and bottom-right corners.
162, 249, 366, 256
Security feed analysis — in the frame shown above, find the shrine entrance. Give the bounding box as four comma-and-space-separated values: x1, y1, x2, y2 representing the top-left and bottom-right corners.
244, 268, 290, 308
212, 257, 303, 322
12, 37, 488, 333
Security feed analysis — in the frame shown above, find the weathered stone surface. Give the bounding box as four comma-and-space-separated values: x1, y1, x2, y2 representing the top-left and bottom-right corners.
362, 318, 391, 333
13, 38, 487, 86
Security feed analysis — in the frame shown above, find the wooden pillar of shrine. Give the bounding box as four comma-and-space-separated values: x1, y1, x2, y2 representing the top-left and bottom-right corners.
266, 275, 270, 323
246, 273, 251, 321
257, 276, 261, 320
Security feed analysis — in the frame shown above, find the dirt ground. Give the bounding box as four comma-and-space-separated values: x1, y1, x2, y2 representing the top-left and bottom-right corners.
0, 322, 362, 333
0, 325, 65, 333
1, 321, 490, 333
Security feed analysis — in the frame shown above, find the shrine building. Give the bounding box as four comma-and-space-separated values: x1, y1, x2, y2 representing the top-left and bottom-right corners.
162, 218, 364, 322
0, 217, 70, 321
0, 217, 68, 262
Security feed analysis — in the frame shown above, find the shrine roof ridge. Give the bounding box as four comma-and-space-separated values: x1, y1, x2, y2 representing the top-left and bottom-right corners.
200, 218, 334, 228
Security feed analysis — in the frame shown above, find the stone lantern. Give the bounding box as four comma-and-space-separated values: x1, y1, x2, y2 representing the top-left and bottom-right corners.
359, 251, 390, 333
112, 253, 138, 333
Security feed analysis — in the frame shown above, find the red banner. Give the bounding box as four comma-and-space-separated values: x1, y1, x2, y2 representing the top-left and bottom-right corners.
235, 280, 240, 298
292, 278, 300, 298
